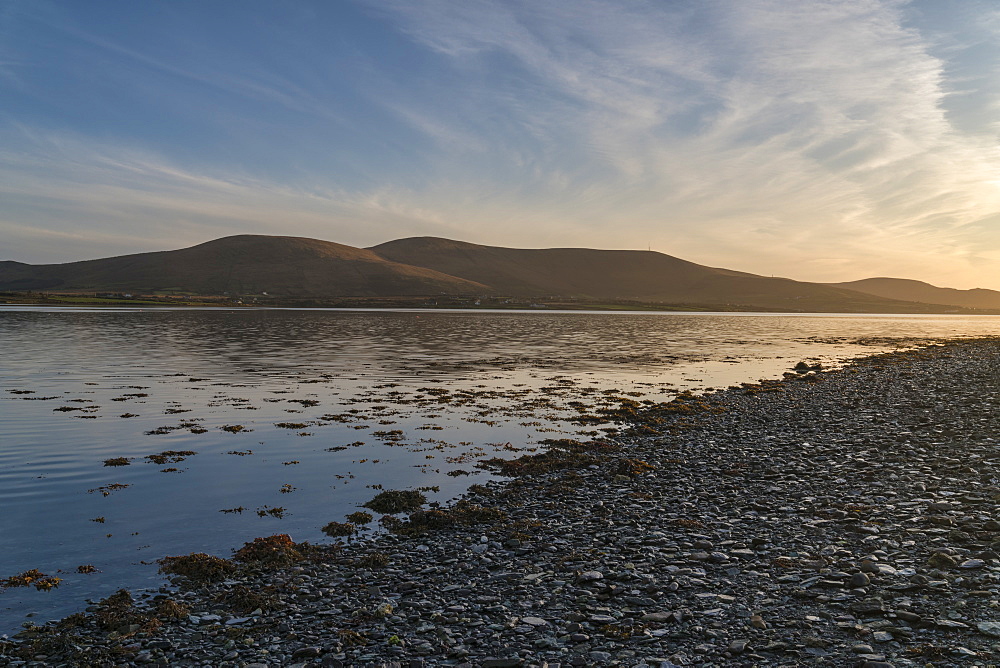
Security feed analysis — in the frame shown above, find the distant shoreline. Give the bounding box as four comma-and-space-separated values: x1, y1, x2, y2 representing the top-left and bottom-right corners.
3, 292, 998, 315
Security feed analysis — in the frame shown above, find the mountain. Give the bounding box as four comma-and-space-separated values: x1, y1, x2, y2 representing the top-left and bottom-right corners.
368, 237, 949, 312
0, 234, 987, 313
830, 277, 1000, 311
0, 235, 489, 297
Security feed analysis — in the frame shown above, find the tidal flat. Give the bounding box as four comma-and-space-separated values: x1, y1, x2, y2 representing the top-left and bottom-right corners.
5, 337, 1000, 666
3, 308, 1000, 655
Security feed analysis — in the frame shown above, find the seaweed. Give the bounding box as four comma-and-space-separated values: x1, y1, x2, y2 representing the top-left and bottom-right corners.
157, 553, 236, 583
146, 450, 196, 465
321, 521, 357, 537
346, 511, 373, 524
214, 584, 280, 613
93, 589, 157, 634
1, 568, 62, 591
233, 534, 304, 567
479, 439, 615, 477
358, 552, 390, 569
363, 489, 427, 514
103, 457, 132, 467
221, 424, 250, 433
88, 483, 130, 496
155, 598, 191, 620
387, 500, 506, 536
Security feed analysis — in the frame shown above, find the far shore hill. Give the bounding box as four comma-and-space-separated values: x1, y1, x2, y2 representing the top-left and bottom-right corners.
2, 234, 999, 314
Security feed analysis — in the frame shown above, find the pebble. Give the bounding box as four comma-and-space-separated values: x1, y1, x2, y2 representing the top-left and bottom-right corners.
520, 617, 548, 627
978, 621, 1000, 637
849, 572, 870, 588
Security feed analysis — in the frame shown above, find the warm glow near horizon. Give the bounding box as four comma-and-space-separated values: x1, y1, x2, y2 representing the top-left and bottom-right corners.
2, 1, 1000, 290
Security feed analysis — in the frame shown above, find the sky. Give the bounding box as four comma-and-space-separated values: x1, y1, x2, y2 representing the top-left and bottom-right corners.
2, 0, 1000, 290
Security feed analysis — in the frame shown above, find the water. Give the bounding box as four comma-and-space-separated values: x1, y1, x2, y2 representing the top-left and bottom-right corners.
2, 306, 1000, 634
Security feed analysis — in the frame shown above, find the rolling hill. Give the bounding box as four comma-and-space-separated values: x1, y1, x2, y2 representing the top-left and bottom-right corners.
0, 234, 991, 313
369, 237, 955, 312
830, 277, 1000, 311
0, 235, 489, 297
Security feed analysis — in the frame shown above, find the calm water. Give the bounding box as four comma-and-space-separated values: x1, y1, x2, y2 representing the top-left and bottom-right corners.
3, 306, 1000, 634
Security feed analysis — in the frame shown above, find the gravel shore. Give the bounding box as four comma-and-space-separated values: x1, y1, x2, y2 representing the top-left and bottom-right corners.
4, 338, 1000, 668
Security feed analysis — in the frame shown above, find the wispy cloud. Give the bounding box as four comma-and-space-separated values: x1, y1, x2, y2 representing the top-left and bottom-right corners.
0, 128, 485, 261
1, 0, 999, 289
361, 0, 1000, 287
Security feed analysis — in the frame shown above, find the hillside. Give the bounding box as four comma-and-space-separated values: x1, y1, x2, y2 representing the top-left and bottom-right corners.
0, 235, 489, 297
0, 234, 988, 313
831, 277, 1000, 311
369, 237, 952, 313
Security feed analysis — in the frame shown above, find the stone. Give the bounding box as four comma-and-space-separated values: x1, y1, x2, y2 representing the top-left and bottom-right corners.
849, 572, 870, 588
520, 616, 548, 627
850, 598, 885, 615
292, 646, 322, 659
641, 612, 673, 622
927, 551, 958, 569
728, 639, 749, 654
977, 621, 1000, 637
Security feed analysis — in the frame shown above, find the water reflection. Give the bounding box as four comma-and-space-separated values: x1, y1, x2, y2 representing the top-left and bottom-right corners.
2, 307, 1000, 634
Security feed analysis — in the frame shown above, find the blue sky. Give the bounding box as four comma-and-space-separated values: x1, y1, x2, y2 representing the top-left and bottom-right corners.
2, 0, 1000, 290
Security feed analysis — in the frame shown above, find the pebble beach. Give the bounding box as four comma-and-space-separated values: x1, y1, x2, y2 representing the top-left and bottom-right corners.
4, 337, 1000, 668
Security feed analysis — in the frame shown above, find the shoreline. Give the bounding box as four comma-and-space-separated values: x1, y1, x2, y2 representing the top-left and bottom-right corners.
4, 295, 999, 316
4, 338, 1000, 667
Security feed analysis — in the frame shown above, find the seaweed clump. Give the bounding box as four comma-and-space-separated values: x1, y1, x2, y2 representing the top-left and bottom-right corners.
614, 458, 656, 477
387, 499, 506, 537
146, 450, 196, 465
346, 511, 374, 524
322, 521, 358, 538
577, 392, 722, 434
102, 457, 131, 467
363, 489, 427, 514
357, 552, 390, 569
480, 439, 616, 477
157, 553, 236, 583
232, 534, 305, 567
154, 598, 191, 620
93, 589, 159, 634
0, 589, 159, 663
1, 568, 62, 591
214, 584, 281, 613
